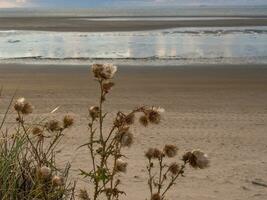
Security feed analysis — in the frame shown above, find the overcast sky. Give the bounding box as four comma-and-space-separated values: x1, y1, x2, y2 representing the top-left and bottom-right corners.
1, 0, 267, 8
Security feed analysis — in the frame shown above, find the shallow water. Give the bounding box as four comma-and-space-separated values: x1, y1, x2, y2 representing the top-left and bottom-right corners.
1, 26, 267, 65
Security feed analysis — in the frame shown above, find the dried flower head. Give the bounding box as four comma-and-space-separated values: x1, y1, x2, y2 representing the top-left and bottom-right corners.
52, 175, 64, 186
32, 126, 43, 136
145, 148, 164, 159
63, 115, 74, 128
92, 63, 117, 80
151, 193, 161, 200
183, 150, 210, 169
78, 189, 90, 200
103, 81, 115, 93
14, 97, 25, 112
139, 115, 149, 127
89, 106, 100, 119
14, 97, 34, 115
117, 129, 134, 147
152, 148, 164, 159
182, 151, 193, 163
125, 113, 135, 125
115, 159, 127, 173
163, 144, 178, 158
145, 148, 155, 160
38, 166, 51, 179
169, 162, 180, 175
147, 107, 164, 124
46, 120, 62, 132
192, 150, 210, 169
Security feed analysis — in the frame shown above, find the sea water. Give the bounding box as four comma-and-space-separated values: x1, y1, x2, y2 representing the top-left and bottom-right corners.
0, 26, 267, 65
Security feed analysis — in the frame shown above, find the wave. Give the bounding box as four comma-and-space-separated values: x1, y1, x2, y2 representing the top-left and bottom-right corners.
2, 55, 267, 62
164, 29, 267, 35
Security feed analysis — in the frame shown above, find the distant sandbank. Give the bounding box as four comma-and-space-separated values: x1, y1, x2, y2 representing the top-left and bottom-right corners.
0, 17, 267, 32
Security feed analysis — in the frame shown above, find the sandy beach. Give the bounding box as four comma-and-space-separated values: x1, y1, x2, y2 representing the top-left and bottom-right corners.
1, 17, 267, 32
0, 64, 267, 200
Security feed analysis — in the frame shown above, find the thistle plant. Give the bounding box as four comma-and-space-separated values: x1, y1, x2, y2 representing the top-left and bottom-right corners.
0, 96, 75, 200
79, 64, 164, 200
145, 145, 210, 200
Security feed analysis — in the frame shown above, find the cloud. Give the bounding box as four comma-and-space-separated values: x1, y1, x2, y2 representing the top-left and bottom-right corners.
0, 0, 30, 8
0, 0, 17, 8
1, 0, 267, 8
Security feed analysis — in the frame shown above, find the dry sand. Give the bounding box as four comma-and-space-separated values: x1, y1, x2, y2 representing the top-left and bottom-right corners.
0, 64, 267, 199
1, 17, 267, 32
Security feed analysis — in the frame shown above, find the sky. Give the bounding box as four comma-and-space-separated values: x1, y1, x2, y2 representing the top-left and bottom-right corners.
1, 0, 267, 8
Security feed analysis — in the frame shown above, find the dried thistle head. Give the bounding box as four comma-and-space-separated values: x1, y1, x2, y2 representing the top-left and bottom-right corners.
78, 189, 90, 200
153, 148, 164, 159
14, 97, 25, 112
139, 115, 149, 127
192, 150, 210, 169
38, 166, 51, 179
14, 97, 34, 115
124, 113, 135, 125
115, 159, 127, 173
117, 128, 134, 147
163, 144, 178, 158
91, 63, 117, 80
145, 148, 155, 160
63, 115, 74, 128
32, 126, 43, 136
151, 193, 161, 200
103, 81, 115, 93
89, 106, 100, 119
183, 150, 210, 169
45, 120, 62, 132
52, 175, 64, 187
145, 148, 164, 160
168, 162, 180, 175
92, 64, 104, 79
32, 126, 44, 141
146, 107, 164, 124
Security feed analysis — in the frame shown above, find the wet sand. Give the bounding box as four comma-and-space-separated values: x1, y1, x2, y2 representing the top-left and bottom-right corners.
0, 64, 267, 200
1, 17, 267, 32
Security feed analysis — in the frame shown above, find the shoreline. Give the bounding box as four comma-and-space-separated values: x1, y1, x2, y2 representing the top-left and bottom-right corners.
1, 17, 267, 32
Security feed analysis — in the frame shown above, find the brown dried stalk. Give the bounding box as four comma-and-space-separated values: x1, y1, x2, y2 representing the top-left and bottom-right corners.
80, 64, 164, 200
145, 145, 210, 200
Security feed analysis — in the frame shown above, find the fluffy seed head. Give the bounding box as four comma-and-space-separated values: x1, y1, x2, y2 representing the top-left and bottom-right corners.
153, 148, 164, 159
14, 97, 33, 115
117, 129, 134, 147
151, 193, 161, 200
145, 148, 154, 160
182, 151, 193, 163
14, 97, 25, 112
192, 150, 210, 169
169, 162, 180, 175
163, 144, 178, 158
145, 148, 164, 159
89, 106, 100, 119
115, 159, 127, 173
21, 102, 34, 115
183, 150, 210, 169
38, 166, 51, 179
46, 120, 62, 132
52, 175, 64, 186
139, 115, 149, 127
63, 115, 74, 128
103, 81, 115, 93
124, 113, 135, 125
32, 126, 43, 136
147, 107, 164, 124
92, 63, 117, 80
